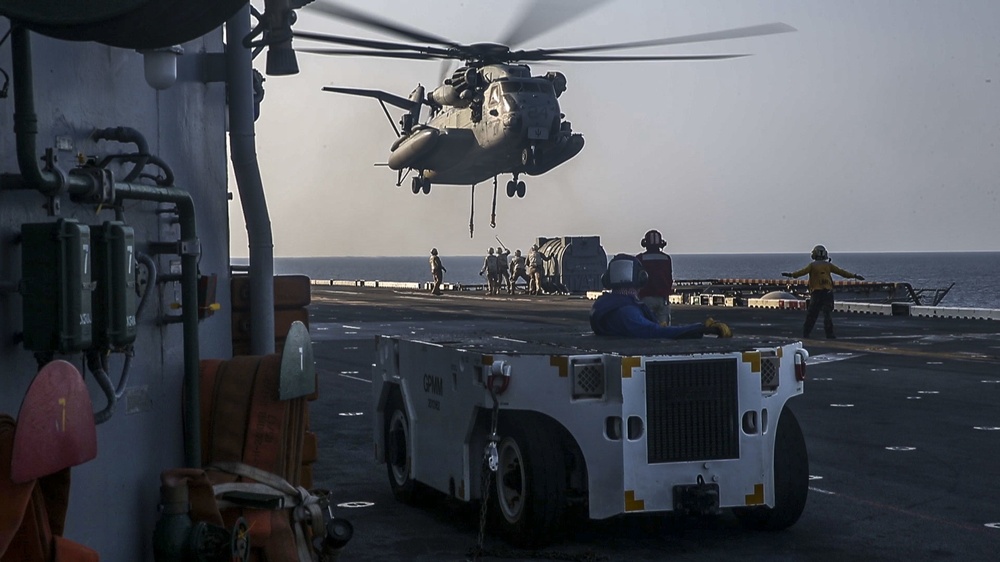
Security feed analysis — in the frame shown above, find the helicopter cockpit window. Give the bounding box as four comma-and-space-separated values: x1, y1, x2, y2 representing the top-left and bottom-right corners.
499, 81, 549, 95
499, 81, 521, 94
488, 85, 501, 107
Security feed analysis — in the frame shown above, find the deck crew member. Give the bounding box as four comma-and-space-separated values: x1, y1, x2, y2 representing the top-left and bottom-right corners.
526, 244, 551, 295
429, 248, 446, 295
480, 248, 500, 295
591, 254, 732, 339
509, 249, 529, 294
495, 246, 511, 294
782, 244, 865, 339
635, 229, 674, 326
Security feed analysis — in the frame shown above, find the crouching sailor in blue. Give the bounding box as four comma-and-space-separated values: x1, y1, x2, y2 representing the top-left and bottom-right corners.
591, 254, 732, 339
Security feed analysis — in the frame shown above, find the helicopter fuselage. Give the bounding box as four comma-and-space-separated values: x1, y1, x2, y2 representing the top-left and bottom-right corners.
386, 70, 584, 186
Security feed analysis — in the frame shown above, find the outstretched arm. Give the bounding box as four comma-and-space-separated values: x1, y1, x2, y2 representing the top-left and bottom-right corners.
615, 307, 707, 339
830, 264, 863, 280
783, 265, 810, 278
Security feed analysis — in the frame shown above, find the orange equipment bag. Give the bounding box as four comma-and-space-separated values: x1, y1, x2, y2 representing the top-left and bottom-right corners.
1, 360, 99, 561
191, 354, 323, 562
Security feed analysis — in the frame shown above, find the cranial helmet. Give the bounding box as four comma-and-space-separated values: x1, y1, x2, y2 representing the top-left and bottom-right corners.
601, 254, 649, 290
531, 244, 538, 251
641, 229, 667, 249
431, 248, 438, 256
811, 244, 829, 261
496, 246, 503, 253
488, 247, 494, 255
515, 249, 521, 256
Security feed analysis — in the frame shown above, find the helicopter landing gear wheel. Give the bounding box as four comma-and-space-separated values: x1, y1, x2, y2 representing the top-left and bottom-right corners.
506, 180, 516, 198
412, 177, 431, 194
516, 181, 526, 198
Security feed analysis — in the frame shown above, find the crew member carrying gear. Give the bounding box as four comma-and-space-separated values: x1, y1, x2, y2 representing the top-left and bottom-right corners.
509, 249, 529, 293
495, 246, 511, 294
479, 248, 500, 295
635, 229, 674, 326
526, 244, 551, 295
591, 254, 732, 339
782, 244, 865, 339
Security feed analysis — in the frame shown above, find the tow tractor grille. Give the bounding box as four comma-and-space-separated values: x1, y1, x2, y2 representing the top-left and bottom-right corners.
645, 359, 739, 463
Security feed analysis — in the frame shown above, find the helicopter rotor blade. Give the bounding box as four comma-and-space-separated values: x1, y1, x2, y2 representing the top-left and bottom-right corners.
298, 48, 442, 61
534, 53, 749, 62
304, 1, 462, 48
521, 22, 795, 57
497, 0, 612, 49
437, 59, 454, 86
293, 30, 454, 57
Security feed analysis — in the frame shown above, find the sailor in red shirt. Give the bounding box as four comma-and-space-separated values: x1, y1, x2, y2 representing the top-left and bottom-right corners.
635, 229, 673, 325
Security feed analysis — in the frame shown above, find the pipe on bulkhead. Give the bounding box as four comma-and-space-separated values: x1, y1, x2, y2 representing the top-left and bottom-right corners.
226, 6, 275, 355
3, 25, 203, 467
92, 126, 150, 182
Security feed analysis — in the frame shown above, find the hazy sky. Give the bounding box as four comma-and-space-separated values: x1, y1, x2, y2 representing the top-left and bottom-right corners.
230, 0, 999, 257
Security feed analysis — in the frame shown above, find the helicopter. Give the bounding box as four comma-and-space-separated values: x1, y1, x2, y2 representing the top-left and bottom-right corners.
294, 1, 795, 199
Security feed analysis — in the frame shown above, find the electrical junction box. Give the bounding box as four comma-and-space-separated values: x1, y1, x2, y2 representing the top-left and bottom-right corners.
20, 219, 95, 353
92, 221, 137, 347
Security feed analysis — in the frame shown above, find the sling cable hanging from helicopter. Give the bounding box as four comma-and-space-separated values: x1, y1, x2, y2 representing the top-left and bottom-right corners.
469, 184, 475, 238
490, 176, 498, 229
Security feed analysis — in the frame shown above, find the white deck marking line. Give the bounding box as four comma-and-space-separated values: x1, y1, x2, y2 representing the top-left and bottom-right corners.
342, 325, 361, 330
338, 373, 371, 383
809, 487, 836, 495
337, 501, 375, 509
807, 353, 861, 364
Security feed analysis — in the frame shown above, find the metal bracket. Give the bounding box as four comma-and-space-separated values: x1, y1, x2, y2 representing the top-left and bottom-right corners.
68, 166, 115, 206
179, 238, 201, 257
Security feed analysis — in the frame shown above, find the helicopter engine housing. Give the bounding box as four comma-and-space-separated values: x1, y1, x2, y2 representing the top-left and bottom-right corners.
544, 71, 567, 97
428, 85, 470, 108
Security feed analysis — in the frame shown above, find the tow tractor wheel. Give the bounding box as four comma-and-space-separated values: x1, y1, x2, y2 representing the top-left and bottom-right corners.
734, 406, 809, 530
516, 181, 526, 198
385, 392, 424, 504
488, 417, 566, 548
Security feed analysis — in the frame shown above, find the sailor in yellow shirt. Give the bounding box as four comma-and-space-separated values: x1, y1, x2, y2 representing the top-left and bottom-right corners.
782, 245, 864, 339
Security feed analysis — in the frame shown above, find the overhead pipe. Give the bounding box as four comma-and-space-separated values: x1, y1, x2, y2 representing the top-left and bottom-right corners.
226, 6, 275, 354
2, 25, 203, 467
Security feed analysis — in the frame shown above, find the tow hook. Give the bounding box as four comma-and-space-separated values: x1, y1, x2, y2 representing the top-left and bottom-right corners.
672, 474, 720, 517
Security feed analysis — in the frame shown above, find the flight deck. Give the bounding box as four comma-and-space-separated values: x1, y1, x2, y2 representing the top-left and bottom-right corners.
305, 285, 1000, 562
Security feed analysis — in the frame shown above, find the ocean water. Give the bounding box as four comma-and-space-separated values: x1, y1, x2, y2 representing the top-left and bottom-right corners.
244, 252, 1000, 310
